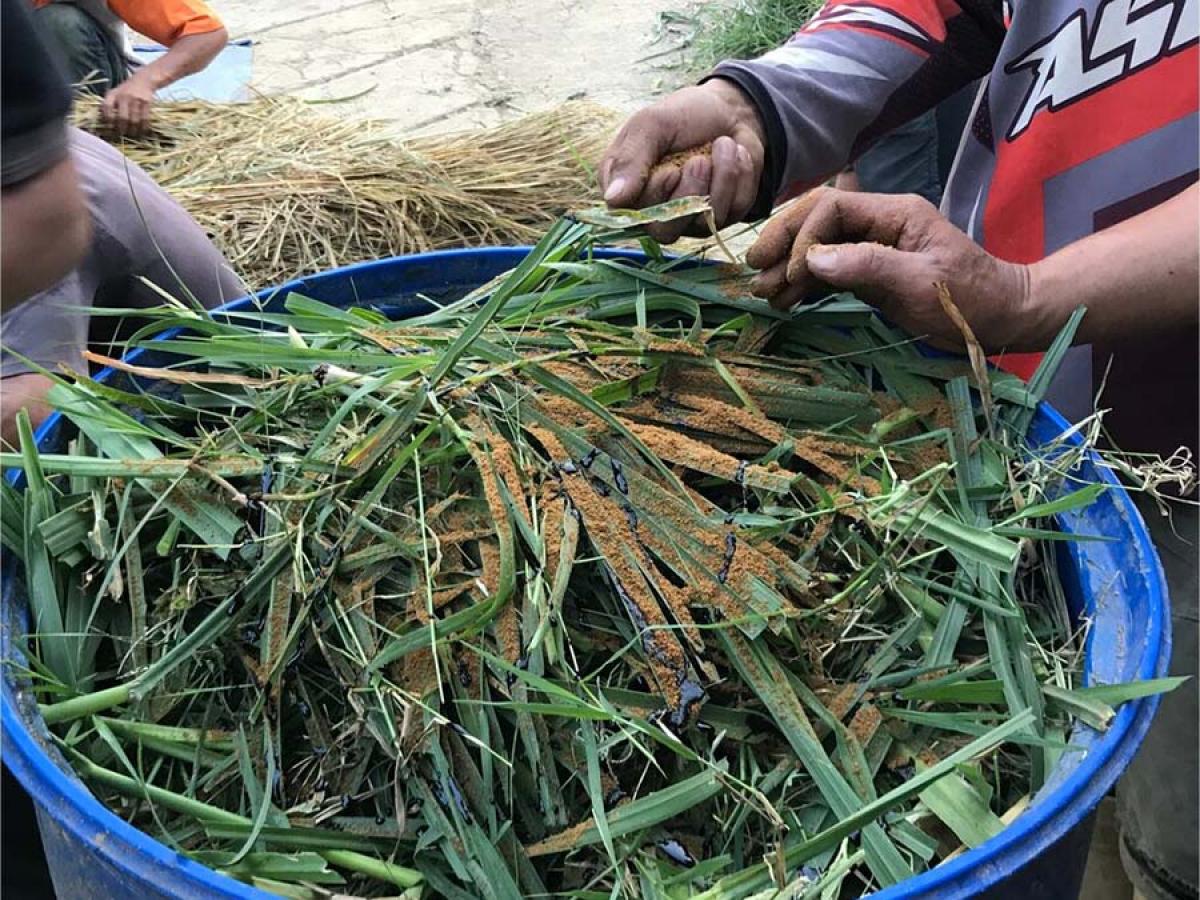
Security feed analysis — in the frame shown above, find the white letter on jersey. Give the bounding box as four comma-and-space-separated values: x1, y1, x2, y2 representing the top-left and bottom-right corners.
1006, 0, 1197, 139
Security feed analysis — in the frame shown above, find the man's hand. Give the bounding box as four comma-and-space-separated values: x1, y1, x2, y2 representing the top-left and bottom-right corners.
101, 70, 156, 136
599, 80, 766, 242
747, 187, 1032, 352
98, 30, 228, 138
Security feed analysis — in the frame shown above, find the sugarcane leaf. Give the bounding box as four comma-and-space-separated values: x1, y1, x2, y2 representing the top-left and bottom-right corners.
428, 219, 584, 387
718, 630, 911, 886
875, 495, 1018, 571
1, 477, 25, 558
900, 679, 1006, 704
45, 384, 243, 558
1004, 307, 1086, 438
889, 820, 938, 863
997, 483, 1106, 526
883, 708, 1070, 749
572, 196, 712, 229
591, 367, 662, 406
228, 736, 277, 865
526, 766, 725, 857
991, 526, 1115, 541
17, 410, 75, 689
205, 822, 402, 854
693, 709, 1036, 899
913, 763, 1004, 848
192, 851, 345, 885
595, 260, 787, 320
580, 721, 620, 871
1069, 676, 1189, 705
0, 453, 267, 479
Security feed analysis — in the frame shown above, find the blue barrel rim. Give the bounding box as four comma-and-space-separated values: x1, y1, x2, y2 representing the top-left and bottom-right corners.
1, 245, 1171, 899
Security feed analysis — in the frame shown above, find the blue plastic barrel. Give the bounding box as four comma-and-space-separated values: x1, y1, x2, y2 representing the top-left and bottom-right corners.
1, 248, 1171, 899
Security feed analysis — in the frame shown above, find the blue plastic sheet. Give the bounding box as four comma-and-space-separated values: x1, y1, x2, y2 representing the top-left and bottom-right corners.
132, 39, 254, 103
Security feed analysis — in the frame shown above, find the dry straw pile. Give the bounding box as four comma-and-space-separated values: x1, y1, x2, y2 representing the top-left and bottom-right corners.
75, 96, 618, 287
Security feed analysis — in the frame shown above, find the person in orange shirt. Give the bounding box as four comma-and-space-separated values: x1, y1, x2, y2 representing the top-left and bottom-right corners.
33, 0, 227, 136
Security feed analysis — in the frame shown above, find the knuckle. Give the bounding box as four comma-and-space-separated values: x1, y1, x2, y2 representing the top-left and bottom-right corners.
760, 215, 790, 244
860, 244, 885, 275
632, 105, 668, 134
899, 193, 935, 216
819, 189, 843, 213
810, 191, 840, 226
623, 111, 651, 135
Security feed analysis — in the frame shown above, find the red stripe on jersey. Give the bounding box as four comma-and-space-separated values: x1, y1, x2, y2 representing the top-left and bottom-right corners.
804, 0, 952, 44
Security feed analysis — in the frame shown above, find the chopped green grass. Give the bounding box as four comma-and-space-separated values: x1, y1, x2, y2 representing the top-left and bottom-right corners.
3, 202, 1179, 898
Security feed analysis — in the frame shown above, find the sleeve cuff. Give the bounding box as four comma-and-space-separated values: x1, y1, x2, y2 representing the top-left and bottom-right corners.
174, 16, 226, 40
701, 68, 787, 221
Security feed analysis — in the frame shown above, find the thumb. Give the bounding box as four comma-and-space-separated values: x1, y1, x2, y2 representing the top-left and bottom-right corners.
803, 242, 929, 298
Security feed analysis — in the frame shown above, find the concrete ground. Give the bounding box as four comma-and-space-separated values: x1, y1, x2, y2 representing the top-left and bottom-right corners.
1082, 798, 1136, 900
216, 0, 694, 137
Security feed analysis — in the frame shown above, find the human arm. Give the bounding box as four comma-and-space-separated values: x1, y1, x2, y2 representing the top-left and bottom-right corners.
599, 0, 1005, 240
1021, 183, 1198, 347
744, 184, 1199, 352
1, 159, 90, 309
100, 0, 227, 135
1, 0, 90, 309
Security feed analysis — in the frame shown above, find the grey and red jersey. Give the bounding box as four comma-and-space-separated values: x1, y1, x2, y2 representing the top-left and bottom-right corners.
714, 0, 1197, 266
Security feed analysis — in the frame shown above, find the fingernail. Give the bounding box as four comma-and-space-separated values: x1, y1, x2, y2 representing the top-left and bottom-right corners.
736, 144, 751, 167
713, 137, 734, 165
806, 244, 838, 275
684, 155, 712, 184
604, 177, 628, 204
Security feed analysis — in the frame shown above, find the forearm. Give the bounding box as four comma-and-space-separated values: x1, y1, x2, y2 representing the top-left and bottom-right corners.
136, 28, 226, 89
1018, 184, 1199, 350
